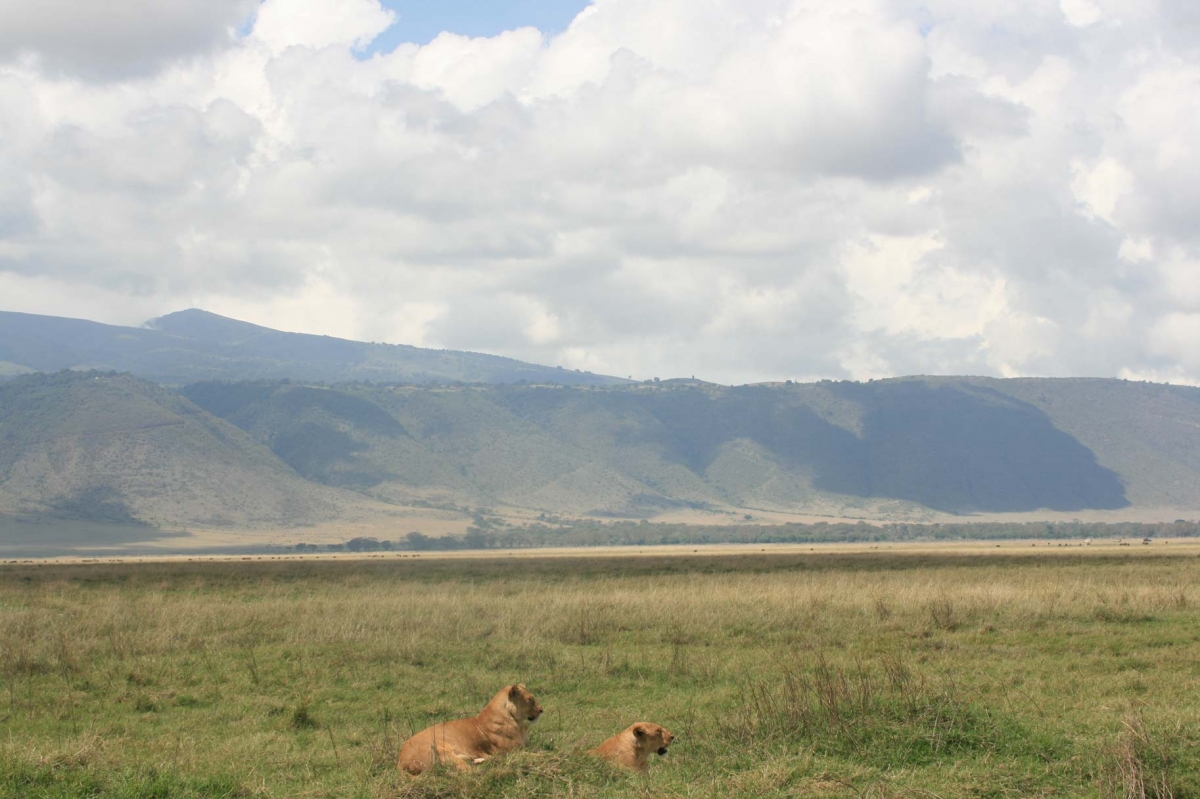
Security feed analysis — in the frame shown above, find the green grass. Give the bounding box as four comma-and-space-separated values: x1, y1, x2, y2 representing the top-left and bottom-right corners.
2, 550, 1198, 797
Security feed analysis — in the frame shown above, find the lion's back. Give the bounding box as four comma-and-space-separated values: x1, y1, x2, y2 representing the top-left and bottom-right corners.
590, 733, 639, 769
397, 718, 484, 775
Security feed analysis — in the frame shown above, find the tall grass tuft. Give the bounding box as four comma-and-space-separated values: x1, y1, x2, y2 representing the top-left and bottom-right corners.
1098, 710, 1176, 799
724, 652, 1052, 767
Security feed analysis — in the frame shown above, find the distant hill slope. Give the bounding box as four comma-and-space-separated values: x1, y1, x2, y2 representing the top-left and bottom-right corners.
180, 377, 1200, 518
0, 372, 364, 530
5, 373, 1196, 532
0, 309, 625, 386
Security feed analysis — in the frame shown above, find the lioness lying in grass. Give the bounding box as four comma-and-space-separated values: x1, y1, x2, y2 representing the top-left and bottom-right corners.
589, 722, 675, 773
397, 684, 543, 775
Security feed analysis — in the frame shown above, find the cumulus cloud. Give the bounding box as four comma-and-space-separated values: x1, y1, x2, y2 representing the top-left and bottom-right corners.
0, 0, 255, 80
252, 0, 395, 54
0, 0, 1199, 384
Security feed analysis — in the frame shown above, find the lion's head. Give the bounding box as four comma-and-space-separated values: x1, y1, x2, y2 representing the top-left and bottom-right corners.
507, 684, 543, 723
632, 723, 675, 756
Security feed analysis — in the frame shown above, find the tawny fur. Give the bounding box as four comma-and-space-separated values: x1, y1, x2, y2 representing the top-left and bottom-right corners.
589, 722, 675, 774
397, 684, 543, 775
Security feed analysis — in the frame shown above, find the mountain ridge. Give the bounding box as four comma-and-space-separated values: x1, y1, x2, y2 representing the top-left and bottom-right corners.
0, 308, 628, 386
3, 365, 1200, 542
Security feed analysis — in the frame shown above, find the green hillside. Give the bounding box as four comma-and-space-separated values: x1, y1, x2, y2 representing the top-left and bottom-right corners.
974, 377, 1200, 509
180, 377, 1200, 518
3, 373, 1196, 540
0, 308, 626, 386
0, 372, 365, 534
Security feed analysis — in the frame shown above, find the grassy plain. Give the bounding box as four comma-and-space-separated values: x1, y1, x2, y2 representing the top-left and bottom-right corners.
2, 545, 1198, 798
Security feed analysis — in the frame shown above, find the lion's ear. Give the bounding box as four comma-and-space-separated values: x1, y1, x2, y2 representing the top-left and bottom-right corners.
633, 725, 646, 738
508, 685, 522, 699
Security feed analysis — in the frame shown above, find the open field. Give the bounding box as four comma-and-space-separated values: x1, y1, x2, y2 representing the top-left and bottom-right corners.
2, 547, 1198, 798
5, 506, 1198, 560
5, 536, 1198, 567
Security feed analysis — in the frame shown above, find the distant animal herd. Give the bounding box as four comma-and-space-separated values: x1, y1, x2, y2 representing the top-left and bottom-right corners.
396, 684, 673, 776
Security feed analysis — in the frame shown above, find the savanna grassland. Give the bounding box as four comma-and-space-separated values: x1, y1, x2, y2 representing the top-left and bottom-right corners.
2, 546, 1198, 798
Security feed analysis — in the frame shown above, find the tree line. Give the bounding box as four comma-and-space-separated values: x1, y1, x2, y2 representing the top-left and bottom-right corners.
297, 518, 1200, 552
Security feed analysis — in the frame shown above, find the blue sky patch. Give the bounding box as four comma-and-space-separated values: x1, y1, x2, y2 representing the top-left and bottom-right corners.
364, 0, 590, 54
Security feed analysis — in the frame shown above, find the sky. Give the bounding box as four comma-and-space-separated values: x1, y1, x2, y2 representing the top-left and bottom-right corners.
368, 1, 589, 50
0, 0, 1199, 385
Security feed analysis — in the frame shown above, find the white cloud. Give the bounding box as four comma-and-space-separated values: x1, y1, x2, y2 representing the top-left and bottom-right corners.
251, 0, 395, 54
407, 29, 545, 112
1149, 313, 1200, 370
1, 0, 1200, 384
1157, 249, 1200, 312
0, 0, 255, 80
1118, 237, 1153, 263
843, 233, 1008, 341
1060, 0, 1102, 28
1071, 157, 1133, 225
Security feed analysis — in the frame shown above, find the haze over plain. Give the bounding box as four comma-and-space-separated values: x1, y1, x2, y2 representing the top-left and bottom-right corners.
2, 0, 1199, 386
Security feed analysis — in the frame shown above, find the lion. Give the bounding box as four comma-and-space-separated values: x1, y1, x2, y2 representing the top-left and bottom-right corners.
588, 722, 675, 773
396, 684, 543, 775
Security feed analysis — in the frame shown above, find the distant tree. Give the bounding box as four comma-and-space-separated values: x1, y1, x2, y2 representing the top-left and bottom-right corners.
406, 532, 432, 550
346, 537, 382, 552
464, 528, 494, 549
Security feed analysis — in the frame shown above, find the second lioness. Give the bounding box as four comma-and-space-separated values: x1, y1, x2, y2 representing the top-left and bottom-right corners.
397, 684, 543, 775
589, 722, 675, 773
